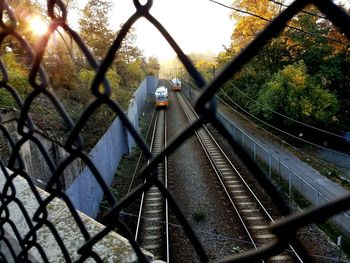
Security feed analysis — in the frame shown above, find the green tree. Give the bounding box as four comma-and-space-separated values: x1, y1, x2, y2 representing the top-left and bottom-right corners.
254, 61, 338, 126
78, 69, 121, 98
79, 0, 114, 59
223, 62, 271, 109
188, 52, 217, 81
116, 28, 143, 63
212, 0, 350, 141
0, 52, 29, 108
144, 56, 160, 76
115, 59, 144, 90
113, 27, 145, 89
43, 42, 79, 90
280, 6, 350, 128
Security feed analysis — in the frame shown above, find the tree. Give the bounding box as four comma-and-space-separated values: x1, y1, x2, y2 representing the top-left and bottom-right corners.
113, 27, 145, 89
216, 0, 349, 135
79, 0, 114, 59
280, 5, 350, 128
115, 59, 144, 90
222, 61, 271, 109
144, 56, 160, 76
0, 52, 29, 108
77, 68, 121, 101
43, 42, 79, 90
229, 0, 280, 53
254, 61, 338, 126
187, 52, 217, 81
116, 27, 143, 64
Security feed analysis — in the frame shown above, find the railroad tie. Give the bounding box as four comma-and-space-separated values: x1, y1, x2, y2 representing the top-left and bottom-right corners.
255, 233, 276, 240
250, 225, 269, 230
234, 195, 250, 199
268, 255, 293, 261
230, 190, 246, 194
238, 201, 255, 206
145, 209, 162, 214
245, 216, 264, 220
147, 196, 163, 202
143, 243, 162, 250
227, 185, 243, 190
240, 209, 259, 213
144, 225, 163, 231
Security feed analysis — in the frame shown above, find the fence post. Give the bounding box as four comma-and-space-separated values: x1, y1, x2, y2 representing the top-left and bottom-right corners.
278, 159, 281, 176
253, 143, 256, 161
288, 168, 292, 202
242, 132, 245, 147
337, 236, 342, 260
268, 153, 272, 178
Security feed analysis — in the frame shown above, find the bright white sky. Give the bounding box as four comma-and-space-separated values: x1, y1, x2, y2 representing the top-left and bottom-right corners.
68, 0, 235, 62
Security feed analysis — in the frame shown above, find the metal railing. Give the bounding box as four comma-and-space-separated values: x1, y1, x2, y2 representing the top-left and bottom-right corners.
0, 0, 350, 262
215, 101, 350, 233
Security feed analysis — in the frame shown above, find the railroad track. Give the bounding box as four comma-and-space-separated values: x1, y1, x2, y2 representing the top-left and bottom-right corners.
135, 109, 169, 262
176, 91, 302, 262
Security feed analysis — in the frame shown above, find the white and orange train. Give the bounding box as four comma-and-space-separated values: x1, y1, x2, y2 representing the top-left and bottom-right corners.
155, 86, 169, 108
171, 77, 181, 91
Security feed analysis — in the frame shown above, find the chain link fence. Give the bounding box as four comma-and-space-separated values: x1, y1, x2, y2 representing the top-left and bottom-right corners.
0, 0, 350, 262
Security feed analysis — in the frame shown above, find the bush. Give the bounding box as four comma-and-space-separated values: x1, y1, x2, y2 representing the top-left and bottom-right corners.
0, 53, 30, 108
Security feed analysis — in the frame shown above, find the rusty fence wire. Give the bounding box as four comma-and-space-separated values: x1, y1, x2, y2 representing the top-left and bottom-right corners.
0, 0, 350, 262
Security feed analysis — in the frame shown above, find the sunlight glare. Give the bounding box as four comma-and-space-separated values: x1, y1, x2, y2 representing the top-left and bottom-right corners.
29, 16, 48, 36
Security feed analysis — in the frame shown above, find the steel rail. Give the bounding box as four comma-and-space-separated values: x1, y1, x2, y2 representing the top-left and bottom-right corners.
135, 108, 169, 261
127, 106, 157, 195
184, 80, 305, 262
164, 110, 170, 263
135, 112, 159, 242
176, 90, 301, 262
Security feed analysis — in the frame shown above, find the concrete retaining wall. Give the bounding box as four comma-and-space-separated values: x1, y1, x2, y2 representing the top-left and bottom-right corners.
66, 76, 158, 218
0, 168, 156, 262
66, 118, 128, 217
0, 110, 83, 189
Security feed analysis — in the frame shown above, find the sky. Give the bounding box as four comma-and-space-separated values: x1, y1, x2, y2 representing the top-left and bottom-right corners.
68, 0, 235, 62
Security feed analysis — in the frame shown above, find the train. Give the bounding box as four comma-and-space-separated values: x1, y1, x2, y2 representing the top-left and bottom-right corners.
155, 86, 168, 108
171, 77, 181, 91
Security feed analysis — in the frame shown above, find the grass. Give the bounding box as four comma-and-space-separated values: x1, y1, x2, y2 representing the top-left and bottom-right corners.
231, 245, 244, 254
192, 210, 206, 222
112, 148, 142, 198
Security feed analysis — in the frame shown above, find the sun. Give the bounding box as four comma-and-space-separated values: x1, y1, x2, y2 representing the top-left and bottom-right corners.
28, 16, 48, 36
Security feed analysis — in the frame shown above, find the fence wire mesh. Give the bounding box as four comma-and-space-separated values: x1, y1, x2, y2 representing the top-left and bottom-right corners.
0, 0, 350, 262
